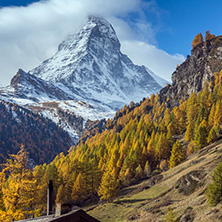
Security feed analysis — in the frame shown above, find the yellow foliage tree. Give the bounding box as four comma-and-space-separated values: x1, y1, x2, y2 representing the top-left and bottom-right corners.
205, 30, 215, 42
144, 161, 152, 177
169, 141, 186, 168
71, 172, 87, 203
98, 169, 119, 201
0, 145, 37, 221
192, 33, 203, 49
56, 184, 65, 204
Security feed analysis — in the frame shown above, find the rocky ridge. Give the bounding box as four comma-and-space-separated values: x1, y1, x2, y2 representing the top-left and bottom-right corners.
159, 35, 222, 107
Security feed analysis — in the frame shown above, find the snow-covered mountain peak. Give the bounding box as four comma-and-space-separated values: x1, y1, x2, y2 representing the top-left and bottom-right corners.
28, 16, 163, 107
29, 15, 123, 83
87, 15, 120, 47
57, 15, 120, 54
1, 16, 168, 142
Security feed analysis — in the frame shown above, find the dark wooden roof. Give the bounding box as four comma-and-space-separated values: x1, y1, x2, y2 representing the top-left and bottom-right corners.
48, 209, 99, 222
18, 208, 100, 222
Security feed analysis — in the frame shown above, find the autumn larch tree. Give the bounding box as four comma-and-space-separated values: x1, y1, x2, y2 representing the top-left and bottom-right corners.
71, 172, 87, 203
0, 145, 37, 221
169, 141, 186, 168
192, 33, 203, 49
205, 30, 215, 42
194, 119, 208, 151
98, 169, 119, 201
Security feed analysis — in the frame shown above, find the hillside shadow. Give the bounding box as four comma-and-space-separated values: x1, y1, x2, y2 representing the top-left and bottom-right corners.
114, 198, 148, 204
119, 187, 136, 196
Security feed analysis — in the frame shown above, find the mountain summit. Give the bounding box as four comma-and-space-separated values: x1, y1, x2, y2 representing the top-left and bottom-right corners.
1, 16, 166, 140
28, 15, 164, 109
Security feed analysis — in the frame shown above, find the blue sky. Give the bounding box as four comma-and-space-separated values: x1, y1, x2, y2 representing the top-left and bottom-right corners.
0, 0, 39, 7
155, 0, 222, 56
0, 0, 221, 85
1, 0, 221, 56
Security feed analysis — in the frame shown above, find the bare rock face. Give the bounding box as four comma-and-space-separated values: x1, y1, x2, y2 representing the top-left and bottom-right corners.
10, 69, 73, 101
159, 36, 222, 107
179, 207, 195, 222
175, 170, 206, 195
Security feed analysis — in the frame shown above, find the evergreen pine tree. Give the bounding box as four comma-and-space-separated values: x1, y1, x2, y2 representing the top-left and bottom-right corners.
206, 162, 222, 206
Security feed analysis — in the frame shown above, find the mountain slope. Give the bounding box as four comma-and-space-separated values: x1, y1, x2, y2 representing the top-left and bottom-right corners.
0, 100, 72, 165
1, 69, 114, 141
87, 138, 222, 222
24, 43, 222, 218
1, 69, 74, 103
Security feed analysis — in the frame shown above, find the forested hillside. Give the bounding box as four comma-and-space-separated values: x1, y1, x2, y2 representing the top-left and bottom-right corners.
48, 70, 222, 202
0, 100, 72, 165
1, 68, 222, 220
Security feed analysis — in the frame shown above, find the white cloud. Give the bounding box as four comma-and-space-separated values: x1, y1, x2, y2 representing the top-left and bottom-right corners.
120, 41, 185, 82
0, 0, 184, 86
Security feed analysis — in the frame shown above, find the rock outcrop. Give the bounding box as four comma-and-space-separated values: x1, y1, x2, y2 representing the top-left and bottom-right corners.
175, 170, 206, 195
9, 69, 73, 101
159, 35, 222, 107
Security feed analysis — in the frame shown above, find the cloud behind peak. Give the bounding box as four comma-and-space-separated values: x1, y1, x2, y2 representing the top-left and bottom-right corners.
0, 0, 184, 86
